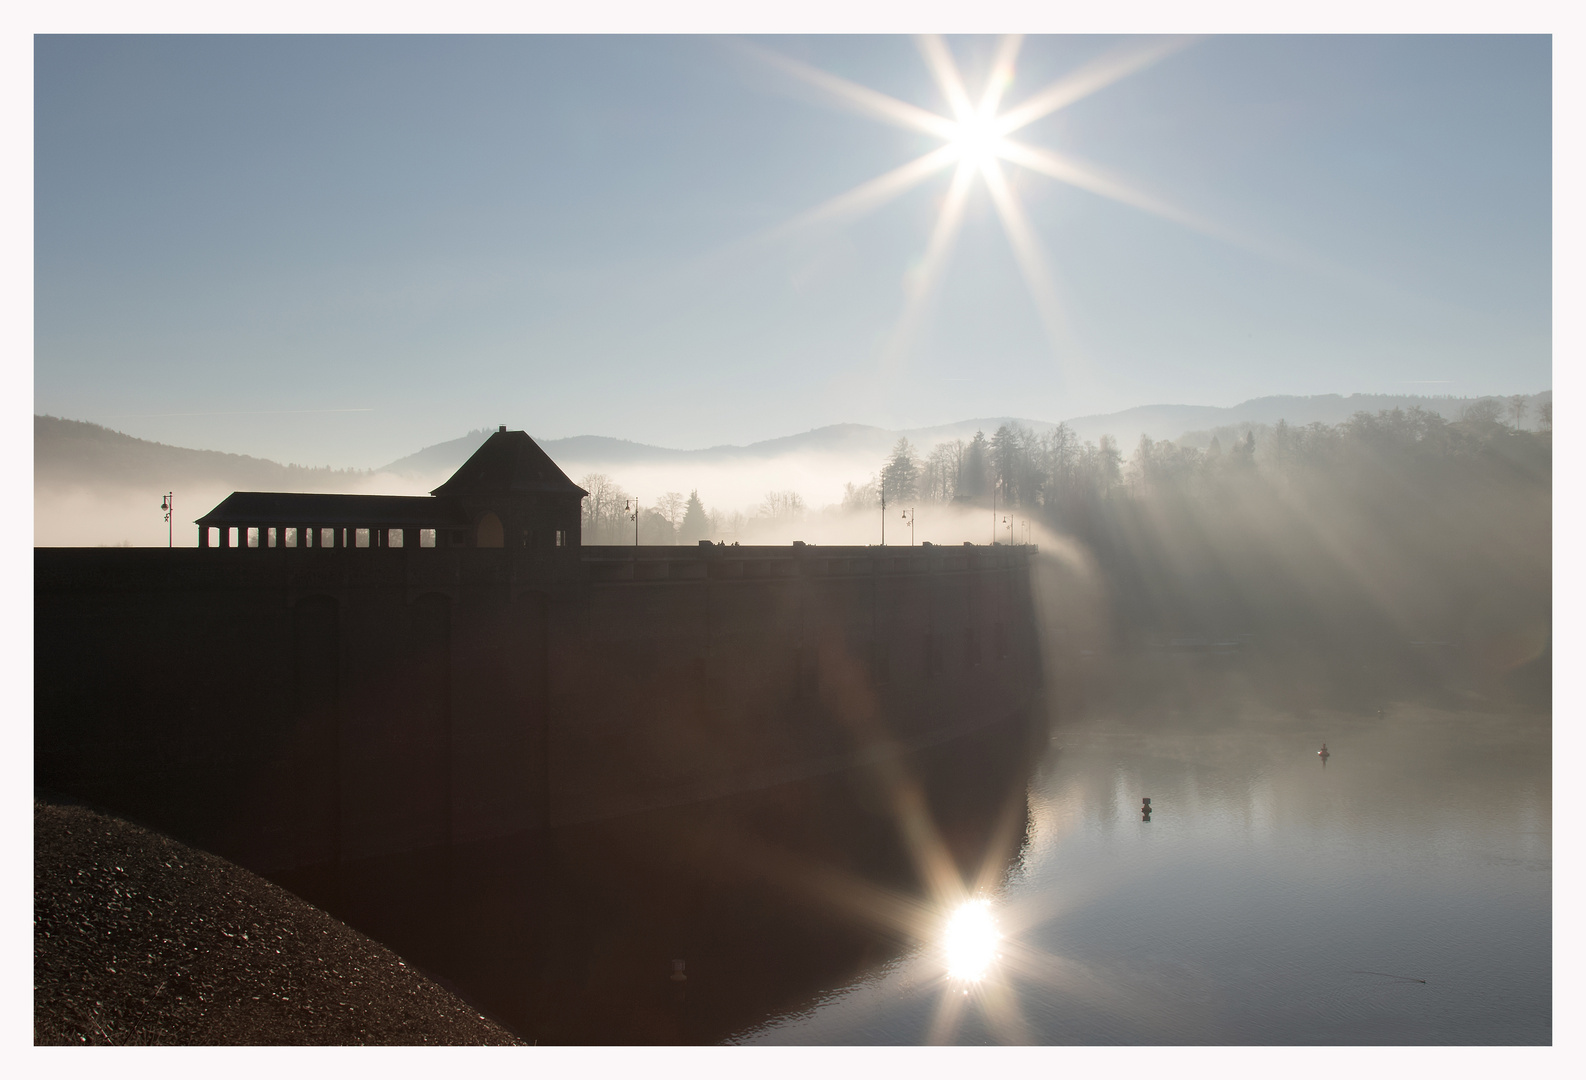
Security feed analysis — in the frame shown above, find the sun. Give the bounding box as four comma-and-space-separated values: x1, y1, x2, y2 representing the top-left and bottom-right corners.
951, 113, 1003, 170
743, 35, 1211, 367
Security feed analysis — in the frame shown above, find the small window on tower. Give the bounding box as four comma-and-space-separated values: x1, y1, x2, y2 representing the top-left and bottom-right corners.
555, 529, 567, 547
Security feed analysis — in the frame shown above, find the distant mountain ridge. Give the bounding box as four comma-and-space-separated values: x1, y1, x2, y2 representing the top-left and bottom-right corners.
35, 414, 373, 493
375, 393, 1547, 480
375, 420, 1058, 477
37, 391, 1549, 495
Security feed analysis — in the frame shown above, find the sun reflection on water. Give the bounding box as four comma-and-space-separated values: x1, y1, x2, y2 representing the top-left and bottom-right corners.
943, 899, 1001, 982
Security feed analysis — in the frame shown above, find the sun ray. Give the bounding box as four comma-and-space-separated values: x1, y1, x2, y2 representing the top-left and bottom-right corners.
883, 765, 975, 907
738, 41, 958, 140
925, 973, 972, 1044
979, 157, 1071, 358
979, 974, 1034, 1044
964, 752, 1043, 900
998, 138, 1301, 267
916, 35, 975, 121
706, 820, 944, 941
978, 34, 1025, 120
880, 159, 976, 370
754, 144, 962, 245
997, 139, 1227, 238
994, 36, 1197, 136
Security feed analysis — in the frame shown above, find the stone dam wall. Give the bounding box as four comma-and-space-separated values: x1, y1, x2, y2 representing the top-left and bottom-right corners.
35, 543, 1042, 874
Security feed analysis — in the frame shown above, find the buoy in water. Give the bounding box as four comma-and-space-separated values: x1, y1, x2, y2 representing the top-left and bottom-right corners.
1318, 743, 1330, 758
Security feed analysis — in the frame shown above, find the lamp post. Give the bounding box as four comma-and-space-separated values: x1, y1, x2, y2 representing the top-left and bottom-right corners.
625, 499, 639, 547
880, 476, 886, 546
991, 479, 997, 545
901, 507, 915, 546
160, 492, 173, 548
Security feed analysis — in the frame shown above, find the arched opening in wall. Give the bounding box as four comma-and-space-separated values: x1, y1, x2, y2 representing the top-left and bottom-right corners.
410, 592, 453, 847
291, 595, 340, 867
475, 512, 504, 548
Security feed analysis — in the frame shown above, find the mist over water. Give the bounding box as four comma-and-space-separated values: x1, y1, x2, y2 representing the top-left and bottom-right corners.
739, 691, 1550, 1045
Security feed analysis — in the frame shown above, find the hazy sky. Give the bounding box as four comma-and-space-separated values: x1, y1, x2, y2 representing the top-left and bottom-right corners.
35, 34, 1551, 469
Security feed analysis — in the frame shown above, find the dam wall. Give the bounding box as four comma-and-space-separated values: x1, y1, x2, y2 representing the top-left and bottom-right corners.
34, 543, 1041, 874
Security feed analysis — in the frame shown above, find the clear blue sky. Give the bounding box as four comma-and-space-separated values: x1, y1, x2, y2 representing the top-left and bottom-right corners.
34, 34, 1551, 468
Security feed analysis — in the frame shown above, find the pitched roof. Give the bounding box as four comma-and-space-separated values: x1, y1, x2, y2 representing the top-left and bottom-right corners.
196, 492, 470, 528
430, 429, 588, 498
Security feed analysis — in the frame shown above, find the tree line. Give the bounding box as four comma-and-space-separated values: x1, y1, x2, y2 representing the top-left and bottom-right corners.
581, 394, 1550, 705
579, 476, 810, 545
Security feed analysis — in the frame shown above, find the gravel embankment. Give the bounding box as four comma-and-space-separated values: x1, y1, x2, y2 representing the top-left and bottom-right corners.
34, 797, 523, 1045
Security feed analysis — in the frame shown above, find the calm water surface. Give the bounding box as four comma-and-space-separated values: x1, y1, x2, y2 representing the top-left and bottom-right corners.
739, 700, 1551, 1044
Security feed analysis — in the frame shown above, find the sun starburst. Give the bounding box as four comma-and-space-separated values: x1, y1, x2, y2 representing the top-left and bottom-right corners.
744, 35, 1207, 373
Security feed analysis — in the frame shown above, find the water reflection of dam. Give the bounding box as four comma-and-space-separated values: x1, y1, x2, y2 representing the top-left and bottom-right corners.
277, 714, 1043, 1044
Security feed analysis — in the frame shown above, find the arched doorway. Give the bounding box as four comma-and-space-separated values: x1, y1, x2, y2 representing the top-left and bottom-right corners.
475, 511, 504, 547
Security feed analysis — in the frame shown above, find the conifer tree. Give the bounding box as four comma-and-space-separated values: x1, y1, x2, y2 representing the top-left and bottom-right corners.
680, 490, 709, 543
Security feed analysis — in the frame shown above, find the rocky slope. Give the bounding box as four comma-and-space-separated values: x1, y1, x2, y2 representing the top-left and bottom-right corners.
34, 797, 522, 1045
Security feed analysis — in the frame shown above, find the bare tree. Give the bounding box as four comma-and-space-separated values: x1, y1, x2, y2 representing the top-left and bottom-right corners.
579, 472, 630, 544
657, 491, 686, 538
842, 477, 879, 512
1462, 398, 1505, 424
920, 442, 954, 502
707, 507, 746, 543
1508, 395, 1529, 428
759, 490, 806, 522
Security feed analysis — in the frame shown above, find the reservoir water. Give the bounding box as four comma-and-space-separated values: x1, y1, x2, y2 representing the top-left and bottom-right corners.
736, 697, 1551, 1044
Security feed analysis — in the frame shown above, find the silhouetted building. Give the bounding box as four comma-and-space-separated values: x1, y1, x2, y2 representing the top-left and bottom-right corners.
195, 426, 587, 550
